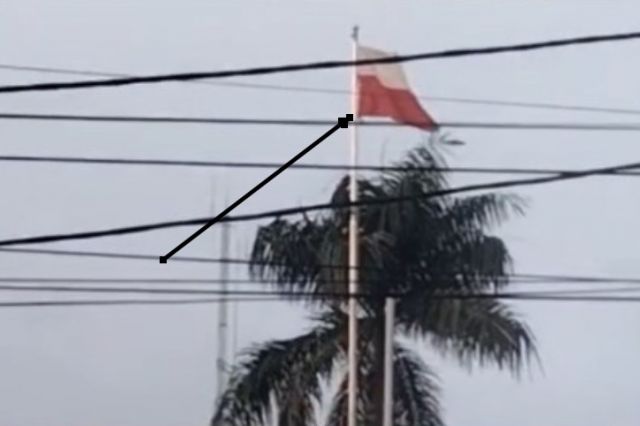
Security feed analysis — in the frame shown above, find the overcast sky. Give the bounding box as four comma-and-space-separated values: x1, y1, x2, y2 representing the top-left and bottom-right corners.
1, 1, 639, 425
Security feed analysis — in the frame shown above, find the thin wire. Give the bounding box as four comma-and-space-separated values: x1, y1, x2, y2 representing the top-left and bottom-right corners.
514, 273, 640, 284
0, 284, 287, 296
1, 292, 640, 306
0, 247, 227, 263
2, 31, 640, 94
0, 277, 270, 285
1, 154, 640, 177
0, 296, 281, 309
3, 63, 640, 117
4, 248, 640, 304
1, 283, 640, 299
2, 295, 640, 309
4, 112, 640, 131
514, 286, 640, 296
484, 294, 640, 303
0, 247, 415, 272
0, 247, 391, 273
5, 248, 640, 290
0, 160, 637, 248
0, 276, 639, 287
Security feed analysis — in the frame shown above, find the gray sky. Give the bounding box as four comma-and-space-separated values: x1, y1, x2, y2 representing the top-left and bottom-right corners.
1, 1, 639, 425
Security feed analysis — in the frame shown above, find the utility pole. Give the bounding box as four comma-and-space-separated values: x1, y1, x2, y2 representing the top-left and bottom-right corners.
382, 297, 396, 426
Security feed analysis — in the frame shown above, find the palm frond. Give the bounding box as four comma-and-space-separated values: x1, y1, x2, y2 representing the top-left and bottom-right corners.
398, 297, 537, 374
380, 144, 449, 193
323, 373, 369, 426
212, 322, 341, 426
250, 218, 332, 293
394, 344, 444, 426
324, 344, 443, 426
329, 175, 391, 231
436, 234, 513, 290
443, 193, 527, 231
416, 193, 525, 291
396, 229, 514, 298
324, 313, 379, 426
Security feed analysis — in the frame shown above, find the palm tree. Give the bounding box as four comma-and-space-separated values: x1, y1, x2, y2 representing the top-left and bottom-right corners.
212, 141, 537, 426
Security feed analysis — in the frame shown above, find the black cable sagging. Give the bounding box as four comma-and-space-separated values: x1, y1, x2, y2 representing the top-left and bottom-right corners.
1, 31, 640, 94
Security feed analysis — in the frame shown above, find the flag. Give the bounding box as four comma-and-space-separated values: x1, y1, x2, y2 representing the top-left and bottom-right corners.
356, 45, 437, 130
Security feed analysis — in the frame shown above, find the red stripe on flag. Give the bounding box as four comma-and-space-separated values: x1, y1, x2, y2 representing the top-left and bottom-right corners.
357, 75, 437, 130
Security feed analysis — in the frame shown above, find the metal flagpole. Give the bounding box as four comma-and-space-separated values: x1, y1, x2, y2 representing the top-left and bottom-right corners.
216, 191, 231, 402
216, 221, 230, 400
347, 24, 360, 426
382, 297, 396, 426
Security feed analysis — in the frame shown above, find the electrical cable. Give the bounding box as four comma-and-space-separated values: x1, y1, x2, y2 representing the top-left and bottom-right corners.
4, 112, 640, 131
1, 283, 639, 298
0, 247, 226, 263
0, 296, 280, 309
3, 63, 640, 117
5, 247, 640, 291
1, 154, 640, 177
0, 276, 639, 286
1, 31, 640, 94
0, 159, 637, 248
1, 291, 640, 307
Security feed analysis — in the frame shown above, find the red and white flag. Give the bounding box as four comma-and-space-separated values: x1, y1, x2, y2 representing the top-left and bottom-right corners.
356, 45, 437, 130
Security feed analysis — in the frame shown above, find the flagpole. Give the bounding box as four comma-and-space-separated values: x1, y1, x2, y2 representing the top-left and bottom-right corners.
216, 207, 231, 402
347, 24, 360, 426
382, 297, 395, 426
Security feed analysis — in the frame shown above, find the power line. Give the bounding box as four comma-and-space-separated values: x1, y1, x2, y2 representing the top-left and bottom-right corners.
0, 284, 292, 296
0, 277, 260, 285
3, 294, 640, 309
480, 294, 640, 303
1, 31, 640, 94
0, 159, 637, 248
0, 285, 393, 297
1, 154, 640, 178
0, 247, 223, 263
1, 283, 640, 299
4, 112, 640, 131
1, 286, 640, 305
0, 276, 639, 286
0, 247, 384, 272
0, 64, 128, 78
0, 247, 425, 272
514, 273, 640, 285
5, 247, 640, 288
515, 286, 640, 296
3, 63, 640, 117
0, 294, 633, 310
0, 296, 280, 309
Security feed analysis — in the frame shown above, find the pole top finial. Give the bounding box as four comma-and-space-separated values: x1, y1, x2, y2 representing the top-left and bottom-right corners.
352, 26, 359, 41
